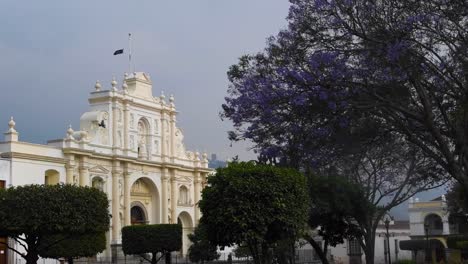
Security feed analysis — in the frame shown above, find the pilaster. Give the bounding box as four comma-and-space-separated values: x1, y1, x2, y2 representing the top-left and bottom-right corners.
170, 169, 177, 223
123, 102, 129, 154
112, 103, 119, 154
65, 155, 75, 185
123, 164, 131, 227
170, 114, 176, 160
161, 112, 167, 161
111, 160, 122, 244
79, 156, 89, 187
193, 171, 201, 226
161, 167, 169, 223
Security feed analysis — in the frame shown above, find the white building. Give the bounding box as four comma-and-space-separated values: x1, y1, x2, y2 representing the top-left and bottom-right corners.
327, 220, 412, 264
0, 72, 211, 263
399, 196, 468, 263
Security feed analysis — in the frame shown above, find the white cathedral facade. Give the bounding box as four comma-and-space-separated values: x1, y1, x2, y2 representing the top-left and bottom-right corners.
0, 72, 211, 262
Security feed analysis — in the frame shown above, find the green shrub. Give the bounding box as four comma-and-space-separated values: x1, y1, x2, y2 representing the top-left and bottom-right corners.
122, 224, 182, 264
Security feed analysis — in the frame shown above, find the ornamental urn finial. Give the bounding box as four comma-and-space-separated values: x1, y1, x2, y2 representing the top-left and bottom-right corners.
8, 116, 16, 132
66, 124, 74, 139
111, 76, 118, 91
160, 91, 166, 105
95, 80, 102, 91
122, 81, 128, 94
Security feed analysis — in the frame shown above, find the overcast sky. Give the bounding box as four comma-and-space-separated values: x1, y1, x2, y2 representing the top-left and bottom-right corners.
0, 0, 444, 219
0, 0, 292, 161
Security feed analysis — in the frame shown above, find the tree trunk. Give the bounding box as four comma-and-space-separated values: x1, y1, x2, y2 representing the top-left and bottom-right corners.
24, 252, 39, 264
68, 257, 74, 264
151, 253, 157, 264
303, 235, 329, 264
363, 229, 376, 264
165, 252, 171, 264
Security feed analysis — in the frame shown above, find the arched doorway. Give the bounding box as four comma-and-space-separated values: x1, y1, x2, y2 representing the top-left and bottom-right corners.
178, 212, 194, 255
131, 205, 147, 225
45, 170, 60, 185
130, 177, 160, 224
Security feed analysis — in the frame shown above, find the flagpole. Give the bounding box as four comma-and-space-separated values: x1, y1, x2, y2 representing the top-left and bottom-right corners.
128, 33, 132, 74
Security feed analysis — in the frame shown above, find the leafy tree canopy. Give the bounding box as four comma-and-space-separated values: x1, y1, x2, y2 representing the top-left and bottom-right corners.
199, 162, 308, 264
188, 223, 220, 264
223, 0, 466, 187
122, 224, 182, 264
0, 184, 110, 264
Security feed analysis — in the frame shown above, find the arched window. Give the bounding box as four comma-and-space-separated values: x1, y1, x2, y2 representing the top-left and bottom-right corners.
92, 177, 104, 192
178, 186, 189, 205
425, 214, 443, 235
45, 170, 60, 185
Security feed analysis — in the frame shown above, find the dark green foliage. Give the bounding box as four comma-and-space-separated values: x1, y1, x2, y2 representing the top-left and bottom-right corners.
305, 174, 371, 264
122, 224, 182, 264
0, 184, 110, 264
447, 182, 468, 214
187, 223, 220, 263
199, 162, 308, 264
233, 246, 251, 258
447, 236, 468, 249
39, 232, 106, 261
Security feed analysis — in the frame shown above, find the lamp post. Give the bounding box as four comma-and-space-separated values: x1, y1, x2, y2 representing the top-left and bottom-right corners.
424, 223, 429, 264
384, 217, 392, 264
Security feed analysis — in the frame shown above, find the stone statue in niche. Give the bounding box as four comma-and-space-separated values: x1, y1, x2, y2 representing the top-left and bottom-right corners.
117, 131, 122, 147
154, 140, 159, 154
73, 175, 79, 185
130, 135, 135, 150
100, 129, 108, 145
154, 119, 159, 134
137, 120, 148, 158
130, 114, 134, 129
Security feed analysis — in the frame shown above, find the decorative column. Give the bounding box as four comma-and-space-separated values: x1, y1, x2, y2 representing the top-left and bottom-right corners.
170, 113, 176, 159
123, 164, 131, 227
123, 102, 129, 153
111, 160, 122, 243
170, 169, 177, 223
112, 103, 119, 152
193, 171, 201, 226
161, 112, 166, 160
79, 156, 89, 187
65, 155, 75, 185
161, 167, 169, 223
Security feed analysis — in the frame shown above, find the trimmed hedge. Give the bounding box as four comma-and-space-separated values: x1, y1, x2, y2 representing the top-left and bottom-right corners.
122, 224, 182, 255
39, 232, 106, 260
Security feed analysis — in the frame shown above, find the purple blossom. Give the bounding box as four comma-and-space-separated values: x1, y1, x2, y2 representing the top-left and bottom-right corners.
386, 41, 408, 62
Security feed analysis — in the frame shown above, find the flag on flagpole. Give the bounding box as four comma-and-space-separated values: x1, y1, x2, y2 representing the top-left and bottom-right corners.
113, 49, 124, 55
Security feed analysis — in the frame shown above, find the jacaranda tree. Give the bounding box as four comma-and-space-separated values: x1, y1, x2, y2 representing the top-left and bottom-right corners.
222, 1, 461, 263
223, 0, 467, 186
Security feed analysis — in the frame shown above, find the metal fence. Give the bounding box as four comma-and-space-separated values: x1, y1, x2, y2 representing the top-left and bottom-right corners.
66, 249, 320, 264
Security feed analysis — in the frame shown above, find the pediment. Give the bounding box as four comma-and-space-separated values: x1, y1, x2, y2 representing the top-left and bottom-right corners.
176, 176, 192, 183
89, 165, 110, 174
